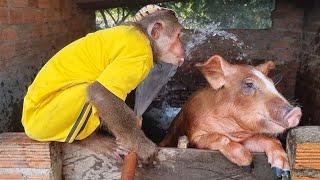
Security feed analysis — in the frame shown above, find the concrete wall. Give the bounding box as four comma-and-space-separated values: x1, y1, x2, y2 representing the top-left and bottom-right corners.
0, 1, 95, 133
295, 1, 320, 125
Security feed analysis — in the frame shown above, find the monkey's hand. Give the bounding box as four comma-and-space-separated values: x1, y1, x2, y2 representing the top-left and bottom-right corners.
114, 129, 157, 163
132, 129, 158, 163
87, 81, 158, 163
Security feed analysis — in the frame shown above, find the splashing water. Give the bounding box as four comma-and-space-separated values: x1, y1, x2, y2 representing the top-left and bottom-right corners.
180, 20, 249, 61
136, 20, 251, 133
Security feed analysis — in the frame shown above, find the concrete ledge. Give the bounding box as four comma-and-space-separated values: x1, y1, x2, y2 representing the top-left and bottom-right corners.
5, 127, 319, 180
62, 133, 277, 180
0, 133, 62, 180
138, 147, 276, 180
287, 126, 320, 179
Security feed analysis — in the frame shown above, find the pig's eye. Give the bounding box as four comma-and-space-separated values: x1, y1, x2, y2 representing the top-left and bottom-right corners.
242, 79, 257, 95
245, 82, 255, 89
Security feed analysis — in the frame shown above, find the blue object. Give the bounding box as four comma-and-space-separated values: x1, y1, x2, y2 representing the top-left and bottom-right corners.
271, 167, 290, 178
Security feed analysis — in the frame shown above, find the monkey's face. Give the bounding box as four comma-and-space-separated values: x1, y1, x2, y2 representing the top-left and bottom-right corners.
150, 23, 185, 66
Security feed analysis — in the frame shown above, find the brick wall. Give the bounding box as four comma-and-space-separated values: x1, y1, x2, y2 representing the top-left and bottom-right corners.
0, 133, 61, 179
0, 1, 95, 133
295, 1, 320, 125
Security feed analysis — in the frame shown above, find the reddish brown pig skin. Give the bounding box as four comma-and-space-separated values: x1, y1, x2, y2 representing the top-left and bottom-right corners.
160, 55, 301, 172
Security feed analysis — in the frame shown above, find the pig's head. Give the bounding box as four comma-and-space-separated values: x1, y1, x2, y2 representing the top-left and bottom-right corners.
195, 55, 302, 134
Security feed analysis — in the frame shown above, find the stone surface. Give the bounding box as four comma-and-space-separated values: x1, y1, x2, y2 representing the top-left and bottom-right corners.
62, 134, 123, 180
138, 148, 277, 180
62, 133, 277, 180
0, 133, 62, 180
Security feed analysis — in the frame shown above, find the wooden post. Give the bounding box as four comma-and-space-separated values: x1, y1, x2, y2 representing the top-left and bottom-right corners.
287, 126, 320, 180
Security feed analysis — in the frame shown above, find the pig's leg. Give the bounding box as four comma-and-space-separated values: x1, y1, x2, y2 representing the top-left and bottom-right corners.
191, 133, 252, 166
242, 135, 290, 176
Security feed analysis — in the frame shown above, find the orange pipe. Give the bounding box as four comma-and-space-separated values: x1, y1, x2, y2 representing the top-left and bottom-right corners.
120, 151, 138, 180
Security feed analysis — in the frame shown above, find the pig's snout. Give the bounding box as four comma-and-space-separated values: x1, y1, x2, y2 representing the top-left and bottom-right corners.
283, 106, 301, 128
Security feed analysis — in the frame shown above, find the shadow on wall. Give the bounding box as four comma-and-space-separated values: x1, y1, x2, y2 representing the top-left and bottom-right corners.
295, 4, 320, 126
0, 61, 46, 133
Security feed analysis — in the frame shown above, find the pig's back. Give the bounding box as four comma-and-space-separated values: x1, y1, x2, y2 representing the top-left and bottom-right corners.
159, 87, 215, 147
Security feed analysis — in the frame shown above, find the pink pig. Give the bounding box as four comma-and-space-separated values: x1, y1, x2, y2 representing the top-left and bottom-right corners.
160, 55, 302, 177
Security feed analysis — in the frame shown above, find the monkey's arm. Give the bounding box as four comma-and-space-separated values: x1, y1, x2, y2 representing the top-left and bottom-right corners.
87, 81, 157, 162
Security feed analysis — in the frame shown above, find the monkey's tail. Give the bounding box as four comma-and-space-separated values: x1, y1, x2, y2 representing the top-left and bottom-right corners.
159, 111, 186, 147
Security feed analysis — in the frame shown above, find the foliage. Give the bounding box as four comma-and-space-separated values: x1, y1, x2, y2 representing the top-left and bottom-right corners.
95, 0, 275, 29
96, 6, 141, 29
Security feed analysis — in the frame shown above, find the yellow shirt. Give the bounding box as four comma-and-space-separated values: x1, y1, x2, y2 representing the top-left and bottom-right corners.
22, 25, 153, 143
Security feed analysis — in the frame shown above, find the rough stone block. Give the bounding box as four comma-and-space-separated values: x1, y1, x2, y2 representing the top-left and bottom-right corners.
62, 133, 277, 180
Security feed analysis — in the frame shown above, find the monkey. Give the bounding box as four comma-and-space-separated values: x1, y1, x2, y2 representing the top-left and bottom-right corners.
21, 5, 185, 163
87, 8, 185, 162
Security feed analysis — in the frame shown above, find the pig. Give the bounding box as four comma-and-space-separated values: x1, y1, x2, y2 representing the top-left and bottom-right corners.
160, 55, 302, 177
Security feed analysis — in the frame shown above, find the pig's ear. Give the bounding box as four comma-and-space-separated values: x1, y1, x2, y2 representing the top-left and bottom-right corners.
195, 55, 231, 90
256, 61, 275, 76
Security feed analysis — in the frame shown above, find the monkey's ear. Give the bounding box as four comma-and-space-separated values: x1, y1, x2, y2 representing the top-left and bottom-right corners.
150, 22, 163, 40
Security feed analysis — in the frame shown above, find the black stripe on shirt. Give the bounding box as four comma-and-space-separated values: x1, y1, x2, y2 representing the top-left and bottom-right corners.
65, 102, 89, 143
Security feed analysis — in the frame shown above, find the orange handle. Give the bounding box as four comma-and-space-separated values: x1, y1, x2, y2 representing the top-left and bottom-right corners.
120, 151, 138, 180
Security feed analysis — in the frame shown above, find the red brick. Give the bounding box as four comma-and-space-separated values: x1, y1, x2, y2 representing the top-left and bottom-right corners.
0, 60, 5, 71
0, 43, 15, 60
23, 8, 41, 23
9, 8, 23, 24
0, 133, 52, 168
59, 0, 65, 9
0, 0, 7, 7
51, 0, 60, 10
14, 39, 31, 56
61, 9, 71, 20
32, 37, 53, 52
38, 0, 49, 8
35, 10, 46, 22
51, 23, 62, 34
28, 0, 38, 8
1, 26, 18, 41
10, 0, 28, 7
46, 9, 62, 22
0, 173, 23, 180
31, 23, 48, 38
0, 7, 8, 24
0, 133, 62, 179
273, 16, 303, 32
273, 40, 291, 50
10, 8, 43, 24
